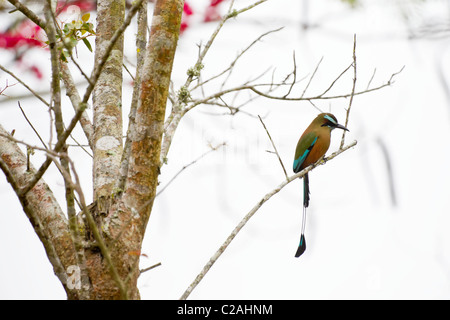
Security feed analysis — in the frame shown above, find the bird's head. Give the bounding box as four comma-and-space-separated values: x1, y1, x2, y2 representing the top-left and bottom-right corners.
317, 113, 349, 132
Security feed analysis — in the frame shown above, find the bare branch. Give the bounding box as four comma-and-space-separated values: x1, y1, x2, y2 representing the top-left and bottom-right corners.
156, 142, 226, 197
320, 62, 353, 98
258, 115, 288, 180
82, 0, 145, 104
17, 102, 48, 150
18, 101, 88, 197
0, 124, 78, 298
192, 27, 284, 91
7, 0, 45, 28
366, 68, 377, 91
300, 56, 323, 99
44, 1, 63, 140
140, 262, 162, 275
60, 63, 93, 149
222, 69, 403, 102
180, 140, 358, 300
283, 51, 297, 98
160, 0, 270, 163
0, 64, 50, 107
118, 0, 148, 192
340, 34, 357, 149
183, 0, 270, 88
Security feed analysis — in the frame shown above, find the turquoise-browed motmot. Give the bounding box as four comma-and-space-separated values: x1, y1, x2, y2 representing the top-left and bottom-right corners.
293, 113, 348, 257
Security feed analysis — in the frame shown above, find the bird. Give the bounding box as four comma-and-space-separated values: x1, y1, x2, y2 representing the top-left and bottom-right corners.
293, 113, 348, 257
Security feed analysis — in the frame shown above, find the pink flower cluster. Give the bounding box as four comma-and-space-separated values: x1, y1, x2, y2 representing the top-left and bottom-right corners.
0, 0, 95, 80
0, 0, 226, 80
181, 0, 227, 33
0, 22, 42, 49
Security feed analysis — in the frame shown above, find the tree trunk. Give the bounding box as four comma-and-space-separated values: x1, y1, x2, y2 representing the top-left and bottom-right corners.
0, 0, 183, 300
81, 0, 184, 300
92, 0, 124, 214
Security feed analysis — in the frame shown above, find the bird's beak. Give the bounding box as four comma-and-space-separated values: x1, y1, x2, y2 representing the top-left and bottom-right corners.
334, 123, 349, 131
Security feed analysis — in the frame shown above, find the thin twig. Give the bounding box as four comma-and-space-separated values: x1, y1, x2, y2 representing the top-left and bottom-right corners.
0, 64, 50, 107
64, 130, 93, 158
366, 68, 377, 91
60, 63, 93, 148
185, 59, 404, 112
161, 0, 269, 164
228, 72, 402, 102
17, 102, 48, 149
258, 115, 288, 180
7, 0, 45, 28
340, 34, 357, 149
0, 132, 58, 156
300, 56, 323, 99
320, 62, 353, 98
283, 51, 297, 98
156, 142, 226, 197
18, 102, 88, 197
193, 27, 284, 91
140, 262, 162, 275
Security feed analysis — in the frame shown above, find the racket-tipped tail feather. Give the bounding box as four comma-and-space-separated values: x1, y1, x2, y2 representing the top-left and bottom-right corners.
295, 234, 306, 257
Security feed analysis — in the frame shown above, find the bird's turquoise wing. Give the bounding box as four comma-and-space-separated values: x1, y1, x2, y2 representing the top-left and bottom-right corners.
293, 133, 318, 173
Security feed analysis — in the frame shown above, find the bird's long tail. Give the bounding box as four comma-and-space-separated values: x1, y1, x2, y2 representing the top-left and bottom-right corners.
295, 173, 309, 257
303, 172, 310, 208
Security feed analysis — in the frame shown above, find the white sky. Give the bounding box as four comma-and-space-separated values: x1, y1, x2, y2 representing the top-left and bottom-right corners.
1, 0, 450, 299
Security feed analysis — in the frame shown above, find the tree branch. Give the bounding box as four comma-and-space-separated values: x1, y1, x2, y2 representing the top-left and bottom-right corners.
258, 115, 288, 180
180, 140, 358, 300
60, 63, 93, 149
0, 64, 50, 107
160, 0, 271, 163
124, 0, 184, 218
340, 34, 357, 149
0, 124, 79, 299
50, 153, 129, 299
18, 101, 88, 196
156, 142, 226, 197
118, 0, 148, 192
7, 0, 45, 28
82, 0, 145, 104
91, 0, 126, 210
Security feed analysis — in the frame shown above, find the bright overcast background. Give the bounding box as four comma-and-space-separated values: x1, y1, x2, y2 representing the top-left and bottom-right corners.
1, 0, 450, 299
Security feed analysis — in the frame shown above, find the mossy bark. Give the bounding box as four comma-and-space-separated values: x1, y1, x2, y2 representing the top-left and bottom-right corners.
0, 0, 184, 300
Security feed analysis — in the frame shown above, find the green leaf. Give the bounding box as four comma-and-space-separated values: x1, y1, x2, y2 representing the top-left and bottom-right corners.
87, 23, 96, 34
63, 23, 71, 34
60, 50, 69, 62
82, 38, 92, 52
81, 13, 90, 22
